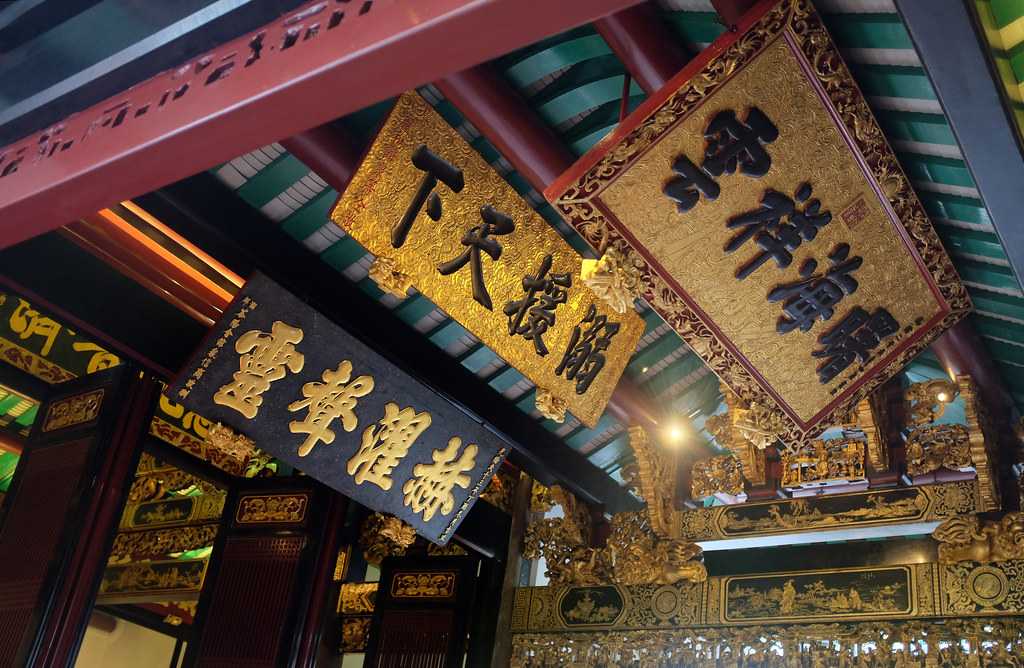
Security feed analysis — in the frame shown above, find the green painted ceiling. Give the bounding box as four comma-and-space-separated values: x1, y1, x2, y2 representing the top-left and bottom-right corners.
209, 0, 1024, 485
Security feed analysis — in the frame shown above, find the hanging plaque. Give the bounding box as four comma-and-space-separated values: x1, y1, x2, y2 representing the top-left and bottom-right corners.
545, 0, 970, 441
329, 92, 645, 427
167, 273, 507, 544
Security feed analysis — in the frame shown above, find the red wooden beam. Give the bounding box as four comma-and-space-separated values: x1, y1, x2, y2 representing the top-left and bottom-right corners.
438, 65, 575, 193
594, 2, 691, 94
280, 125, 361, 194
931, 320, 1017, 416
0, 0, 643, 250
711, 0, 760, 27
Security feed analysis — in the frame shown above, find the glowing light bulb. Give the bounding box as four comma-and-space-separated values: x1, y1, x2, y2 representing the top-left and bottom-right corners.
936, 391, 949, 403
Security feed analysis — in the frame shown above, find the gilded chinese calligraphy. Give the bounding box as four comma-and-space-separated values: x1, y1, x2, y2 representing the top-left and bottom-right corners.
348, 402, 432, 490
214, 321, 305, 419
403, 437, 478, 521
503, 254, 571, 356
288, 360, 374, 457
556, 305, 620, 394
437, 204, 515, 310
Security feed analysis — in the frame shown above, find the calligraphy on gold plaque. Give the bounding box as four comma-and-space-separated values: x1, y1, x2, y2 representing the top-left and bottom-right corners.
166, 273, 506, 544
545, 0, 969, 440
329, 92, 644, 427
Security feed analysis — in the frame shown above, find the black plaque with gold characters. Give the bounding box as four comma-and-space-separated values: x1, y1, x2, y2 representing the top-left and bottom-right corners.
166, 273, 507, 544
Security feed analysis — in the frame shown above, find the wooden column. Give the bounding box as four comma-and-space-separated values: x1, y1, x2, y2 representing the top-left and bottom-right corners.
186, 479, 342, 667
0, 365, 156, 667
594, 2, 691, 94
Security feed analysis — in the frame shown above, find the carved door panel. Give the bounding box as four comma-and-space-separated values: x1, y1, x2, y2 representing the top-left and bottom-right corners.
188, 479, 331, 668
0, 365, 154, 667
365, 555, 479, 668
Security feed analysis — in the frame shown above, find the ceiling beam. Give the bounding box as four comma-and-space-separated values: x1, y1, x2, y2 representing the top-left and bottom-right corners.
140, 173, 640, 514
0, 0, 643, 251
894, 0, 1024, 291
594, 2, 692, 93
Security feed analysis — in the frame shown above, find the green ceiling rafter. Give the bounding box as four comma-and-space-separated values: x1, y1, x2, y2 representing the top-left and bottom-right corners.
235, 154, 311, 209
875, 110, 957, 146
823, 13, 914, 50
502, 34, 613, 89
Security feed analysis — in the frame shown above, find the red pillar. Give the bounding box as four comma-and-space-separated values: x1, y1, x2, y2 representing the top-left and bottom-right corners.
930, 321, 1015, 414
711, 0, 760, 27
437, 66, 575, 193
594, 3, 691, 94
280, 125, 362, 194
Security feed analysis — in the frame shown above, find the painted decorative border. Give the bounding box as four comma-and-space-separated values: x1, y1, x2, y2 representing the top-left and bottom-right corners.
512, 560, 1024, 632
674, 479, 980, 541
546, 0, 970, 441
42, 388, 104, 432
235, 492, 309, 525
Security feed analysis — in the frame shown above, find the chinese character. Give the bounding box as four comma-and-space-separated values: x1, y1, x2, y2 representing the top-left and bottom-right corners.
725, 182, 833, 280
663, 155, 720, 213
347, 402, 432, 490
503, 254, 571, 356
72, 342, 120, 373
813, 306, 899, 384
214, 321, 305, 419
288, 360, 375, 457
556, 304, 621, 394
402, 436, 478, 522
768, 243, 863, 334
9, 298, 61, 356
437, 204, 515, 310
392, 145, 464, 248
702, 107, 778, 178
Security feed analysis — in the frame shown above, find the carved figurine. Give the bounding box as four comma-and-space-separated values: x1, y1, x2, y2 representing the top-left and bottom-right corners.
932, 512, 1024, 563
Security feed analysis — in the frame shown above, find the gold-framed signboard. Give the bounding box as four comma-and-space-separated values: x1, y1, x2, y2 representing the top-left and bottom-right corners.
330, 92, 644, 427
545, 0, 970, 440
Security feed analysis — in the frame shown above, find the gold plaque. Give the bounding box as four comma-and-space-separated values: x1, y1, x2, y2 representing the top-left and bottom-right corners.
330, 92, 644, 427
546, 0, 970, 440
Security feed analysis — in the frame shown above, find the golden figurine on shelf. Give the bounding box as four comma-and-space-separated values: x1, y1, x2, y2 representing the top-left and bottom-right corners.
690, 454, 744, 499
932, 512, 1024, 564
905, 424, 972, 476
780, 438, 865, 487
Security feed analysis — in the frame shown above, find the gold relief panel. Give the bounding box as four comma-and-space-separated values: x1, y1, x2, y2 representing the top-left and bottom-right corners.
97, 558, 208, 603
511, 618, 1024, 666
108, 524, 218, 563
235, 493, 308, 525
42, 388, 104, 432
121, 493, 226, 531
340, 617, 372, 654
546, 0, 969, 442
940, 560, 1024, 616
340, 582, 378, 615
722, 565, 915, 623
390, 571, 457, 599
958, 374, 1001, 511
779, 438, 865, 488
329, 92, 644, 427
674, 479, 981, 541
691, 454, 745, 499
